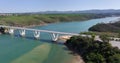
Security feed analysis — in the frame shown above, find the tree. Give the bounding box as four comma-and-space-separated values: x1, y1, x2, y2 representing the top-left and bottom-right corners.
108, 54, 120, 63
118, 32, 120, 38
100, 34, 110, 42
86, 53, 106, 63
91, 33, 96, 41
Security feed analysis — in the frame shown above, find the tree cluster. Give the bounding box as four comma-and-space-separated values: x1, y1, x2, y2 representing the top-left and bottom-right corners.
89, 21, 120, 33
65, 36, 120, 63
0, 27, 5, 34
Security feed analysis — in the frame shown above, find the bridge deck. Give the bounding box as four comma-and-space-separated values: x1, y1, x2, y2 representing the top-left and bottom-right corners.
0, 25, 79, 35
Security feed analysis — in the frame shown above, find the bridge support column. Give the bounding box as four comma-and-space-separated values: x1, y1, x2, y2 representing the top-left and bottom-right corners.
8, 28, 14, 35
34, 31, 40, 39
51, 33, 59, 42
19, 29, 26, 37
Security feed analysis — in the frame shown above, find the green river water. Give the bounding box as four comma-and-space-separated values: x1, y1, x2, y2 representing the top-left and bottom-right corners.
0, 17, 119, 63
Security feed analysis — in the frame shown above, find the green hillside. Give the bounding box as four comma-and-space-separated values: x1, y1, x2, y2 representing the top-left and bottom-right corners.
89, 21, 120, 33
0, 14, 107, 26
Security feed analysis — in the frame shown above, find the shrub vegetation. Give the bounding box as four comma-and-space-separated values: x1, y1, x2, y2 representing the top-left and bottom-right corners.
65, 36, 120, 63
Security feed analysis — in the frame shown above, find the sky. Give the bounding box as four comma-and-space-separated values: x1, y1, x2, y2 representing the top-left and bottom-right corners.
0, 0, 120, 13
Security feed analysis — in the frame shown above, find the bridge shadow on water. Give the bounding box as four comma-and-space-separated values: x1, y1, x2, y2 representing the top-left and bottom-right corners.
14, 34, 64, 45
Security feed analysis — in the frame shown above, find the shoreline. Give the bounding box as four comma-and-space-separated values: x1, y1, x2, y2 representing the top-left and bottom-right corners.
24, 23, 48, 28
17, 22, 48, 28
2, 16, 114, 28
70, 54, 84, 63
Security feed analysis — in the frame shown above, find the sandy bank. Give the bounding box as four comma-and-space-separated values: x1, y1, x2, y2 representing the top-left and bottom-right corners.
70, 55, 84, 63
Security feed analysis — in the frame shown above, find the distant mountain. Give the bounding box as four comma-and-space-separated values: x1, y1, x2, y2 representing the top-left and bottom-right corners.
1, 9, 120, 14
34, 9, 120, 14
79, 9, 120, 14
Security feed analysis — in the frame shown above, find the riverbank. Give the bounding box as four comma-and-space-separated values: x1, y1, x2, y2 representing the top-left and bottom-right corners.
70, 54, 84, 63
0, 14, 114, 27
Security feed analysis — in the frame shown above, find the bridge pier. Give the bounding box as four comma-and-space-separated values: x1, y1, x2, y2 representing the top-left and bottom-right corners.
8, 28, 14, 35
19, 29, 26, 37
34, 31, 40, 39
51, 33, 59, 42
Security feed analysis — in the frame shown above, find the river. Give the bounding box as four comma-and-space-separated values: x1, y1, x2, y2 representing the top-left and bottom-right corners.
0, 17, 119, 63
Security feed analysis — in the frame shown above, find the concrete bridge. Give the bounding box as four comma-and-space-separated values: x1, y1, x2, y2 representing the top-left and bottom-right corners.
0, 25, 79, 41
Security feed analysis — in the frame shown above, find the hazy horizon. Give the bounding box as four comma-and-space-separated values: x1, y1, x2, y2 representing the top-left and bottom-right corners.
0, 0, 120, 13
1, 9, 120, 13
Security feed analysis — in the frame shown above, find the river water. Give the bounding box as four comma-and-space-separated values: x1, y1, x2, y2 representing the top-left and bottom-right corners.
0, 17, 119, 63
